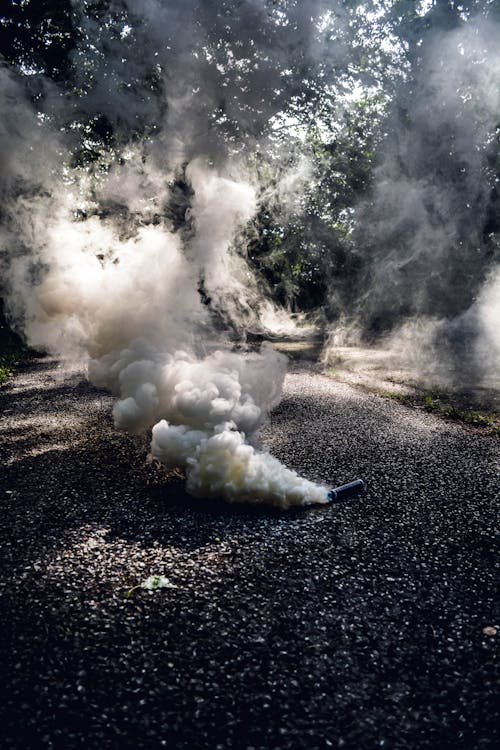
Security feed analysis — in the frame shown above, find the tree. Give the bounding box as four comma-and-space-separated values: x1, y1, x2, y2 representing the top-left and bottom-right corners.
1, 0, 499, 351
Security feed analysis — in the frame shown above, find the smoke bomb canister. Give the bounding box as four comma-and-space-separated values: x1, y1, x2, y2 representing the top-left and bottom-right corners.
327, 479, 365, 502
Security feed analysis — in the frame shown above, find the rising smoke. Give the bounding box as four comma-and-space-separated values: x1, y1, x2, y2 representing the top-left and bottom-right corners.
329, 10, 500, 390
0, 1, 343, 508
3, 2, 498, 508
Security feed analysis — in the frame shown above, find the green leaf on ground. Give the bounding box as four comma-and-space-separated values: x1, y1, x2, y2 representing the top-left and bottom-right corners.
125, 575, 178, 599
140, 575, 177, 591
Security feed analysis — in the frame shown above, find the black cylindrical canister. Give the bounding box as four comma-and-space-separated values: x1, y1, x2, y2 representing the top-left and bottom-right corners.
328, 479, 365, 502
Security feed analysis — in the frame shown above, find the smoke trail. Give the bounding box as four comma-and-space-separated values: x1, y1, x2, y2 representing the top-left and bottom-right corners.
325, 12, 500, 390
0, 0, 341, 508
151, 419, 329, 507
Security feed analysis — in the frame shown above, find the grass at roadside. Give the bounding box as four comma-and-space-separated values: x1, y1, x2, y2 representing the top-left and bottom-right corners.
0, 319, 29, 385
325, 351, 499, 436
380, 388, 500, 436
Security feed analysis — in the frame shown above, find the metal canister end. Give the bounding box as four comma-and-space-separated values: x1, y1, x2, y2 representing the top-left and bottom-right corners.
327, 479, 365, 503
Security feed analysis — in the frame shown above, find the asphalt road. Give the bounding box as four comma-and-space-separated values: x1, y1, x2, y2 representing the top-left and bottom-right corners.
0, 357, 498, 750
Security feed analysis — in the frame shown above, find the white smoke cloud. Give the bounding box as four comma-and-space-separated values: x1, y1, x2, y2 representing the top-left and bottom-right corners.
0, 28, 331, 509
476, 267, 500, 377
151, 420, 329, 509
325, 14, 500, 391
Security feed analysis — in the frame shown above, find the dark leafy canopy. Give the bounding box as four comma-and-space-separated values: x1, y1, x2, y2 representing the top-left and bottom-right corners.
1, 0, 499, 328
0, 0, 76, 80
351, 0, 500, 337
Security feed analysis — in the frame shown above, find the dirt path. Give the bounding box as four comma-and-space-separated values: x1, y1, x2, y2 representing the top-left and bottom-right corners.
1, 358, 498, 749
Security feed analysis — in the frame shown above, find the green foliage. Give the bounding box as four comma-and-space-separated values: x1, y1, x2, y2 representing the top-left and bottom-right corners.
1, 0, 498, 328
381, 389, 500, 435
0, 1, 399, 322
0, 308, 28, 385
0, 366, 11, 386
0, 0, 77, 81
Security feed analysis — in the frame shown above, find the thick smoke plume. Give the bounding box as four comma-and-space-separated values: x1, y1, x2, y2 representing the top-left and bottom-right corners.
0, 2, 340, 508
326, 12, 500, 391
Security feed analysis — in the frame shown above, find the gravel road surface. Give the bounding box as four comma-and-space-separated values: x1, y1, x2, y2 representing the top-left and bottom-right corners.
0, 357, 498, 750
